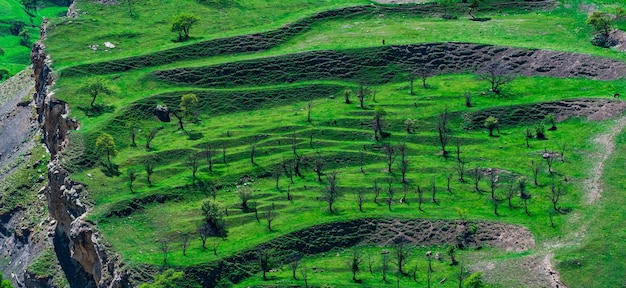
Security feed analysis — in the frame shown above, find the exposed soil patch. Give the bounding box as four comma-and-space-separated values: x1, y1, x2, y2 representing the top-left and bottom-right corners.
463, 98, 626, 130
471, 254, 567, 288
153, 43, 626, 88
362, 218, 534, 252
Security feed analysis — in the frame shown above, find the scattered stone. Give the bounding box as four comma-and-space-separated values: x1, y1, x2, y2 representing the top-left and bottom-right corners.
104, 42, 115, 49
154, 105, 171, 122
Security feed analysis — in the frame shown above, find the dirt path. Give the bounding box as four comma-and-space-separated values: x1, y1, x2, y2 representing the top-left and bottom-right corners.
584, 116, 626, 203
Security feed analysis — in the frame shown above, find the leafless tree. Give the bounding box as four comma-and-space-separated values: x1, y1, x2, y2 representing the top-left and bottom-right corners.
146, 127, 159, 150
394, 238, 410, 275
288, 253, 301, 280
212, 238, 220, 256
472, 167, 482, 192
291, 131, 298, 156
355, 188, 366, 212
294, 154, 303, 177
398, 143, 408, 183
349, 250, 363, 281
381, 252, 390, 282
221, 144, 227, 165
315, 153, 325, 182
301, 264, 309, 288
545, 153, 555, 175
505, 181, 517, 208
550, 180, 567, 213
464, 91, 472, 107
360, 151, 366, 173
356, 84, 371, 109
145, 159, 156, 187
489, 171, 498, 201
181, 234, 190, 256
266, 204, 276, 231
446, 173, 453, 193
520, 178, 531, 215
257, 248, 274, 281
455, 137, 462, 163
159, 239, 170, 264
418, 65, 434, 89
204, 145, 215, 172
373, 178, 382, 204
478, 62, 516, 94
383, 143, 396, 173
250, 142, 257, 165
525, 128, 533, 148
128, 169, 137, 193
187, 152, 200, 180
272, 164, 281, 190
431, 177, 438, 204
530, 160, 540, 186
344, 89, 352, 104
386, 178, 394, 211
457, 158, 467, 183
417, 185, 424, 212
558, 141, 567, 162
368, 254, 375, 274
437, 107, 451, 157
198, 223, 210, 250
323, 171, 340, 213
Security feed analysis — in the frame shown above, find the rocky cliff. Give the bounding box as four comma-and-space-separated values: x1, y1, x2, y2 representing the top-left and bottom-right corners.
30, 24, 129, 288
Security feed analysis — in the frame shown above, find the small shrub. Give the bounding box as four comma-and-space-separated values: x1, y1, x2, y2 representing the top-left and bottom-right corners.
464, 271, 483, 288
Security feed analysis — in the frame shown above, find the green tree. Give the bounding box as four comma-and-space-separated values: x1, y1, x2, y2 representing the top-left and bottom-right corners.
484, 116, 498, 137
0, 69, 9, 82
80, 77, 114, 107
587, 11, 614, 37
19, 28, 30, 47
9, 20, 26, 36
171, 13, 200, 41
0, 273, 12, 288
201, 199, 227, 237
464, 271, 483, 288
95, 133, 117, 166
138, 269, 184, 288
21, 0, 39, 13
180, 93, 199, 120
0, 47, 4, 56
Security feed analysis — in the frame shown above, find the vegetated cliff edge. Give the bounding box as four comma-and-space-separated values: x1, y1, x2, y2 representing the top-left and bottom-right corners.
31, 26, 130, 288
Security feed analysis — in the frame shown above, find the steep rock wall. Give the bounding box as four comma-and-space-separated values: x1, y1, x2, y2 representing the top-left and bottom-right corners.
31, 34, 129, 288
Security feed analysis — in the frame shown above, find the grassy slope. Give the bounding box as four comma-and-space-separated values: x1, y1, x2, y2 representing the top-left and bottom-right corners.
41, 0, 626, 287
0, 0, 67, 75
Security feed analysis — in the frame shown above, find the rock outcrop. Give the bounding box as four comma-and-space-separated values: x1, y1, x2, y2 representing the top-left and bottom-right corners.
31, 23, 129, 288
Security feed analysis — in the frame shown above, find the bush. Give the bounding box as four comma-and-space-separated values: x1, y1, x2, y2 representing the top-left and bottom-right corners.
591, 34, 617, 48
464, 271, 483, 288
9, 20, 26, 36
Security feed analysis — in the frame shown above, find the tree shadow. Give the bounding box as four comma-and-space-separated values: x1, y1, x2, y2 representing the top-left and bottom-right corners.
100, 162, 121, 177
77, 104, 116, 117
188, 132, 204, 141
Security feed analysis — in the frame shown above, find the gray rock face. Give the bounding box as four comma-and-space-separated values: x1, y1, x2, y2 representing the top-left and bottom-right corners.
154, 105, 171, 122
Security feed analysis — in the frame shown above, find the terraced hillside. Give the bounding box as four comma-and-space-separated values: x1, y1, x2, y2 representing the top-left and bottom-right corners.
18, 0, 626, 287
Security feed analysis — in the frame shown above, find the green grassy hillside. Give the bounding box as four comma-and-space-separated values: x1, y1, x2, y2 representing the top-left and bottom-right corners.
42, 0, 626, 287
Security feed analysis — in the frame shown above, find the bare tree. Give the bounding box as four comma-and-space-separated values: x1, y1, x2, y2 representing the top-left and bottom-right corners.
530, 160, 540, 186
437, 107, 451, 157
478, 62, 515, 94
159, 239, 170, 264
381, 252, 390, 282
384, 143, 396, 173
266, 204, 276, 231
355, 188, 366, 212
394, 238, 410, 275
315, 153, 325, 182
464, 91, 472, 107
187, 152, 200, 180
545, 153, 555, 175
398, 143, 408, 183
386, 178, 394, 211
472, 167, 482, 193
550, 180, 566, 213
455, 137, 462, 163
212, 238, 220, 256
418, 65, 434, 89
426, 251, 433, 288
447, 245, 458, 266
344, 89, 352, 104
505, 180, 517, 208
349, 250, 363, 281
181, 234, 190, 256
146, 127, 159, 150
558, 141, 567, 162
447, 173, 453, 193
489, 171, 498, 201
525, 128, 533, 148
431, 177, 438, 204
294, 154, 303, 177
145, 159, 156, 187
373, 178, 382, 204
288, 253, 301, 280
356, 84, 371, 109
372, 108, 386, 141
257, 248, 274, 281
250, 142, 257, 165
272, 164, 281, 190
198, 223, 210, 250
520, 178, 531, 215
457, 158, 467, 183
360, 151, 366, 173
221, 144, 227, 165
368, 254, 375, 274
204, 145, 215, 172
417, 185, 424, 212
301, 264, 309, 288
128, 169, 137, 193
323, 171, 340, 213
291, 131, 298, 156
